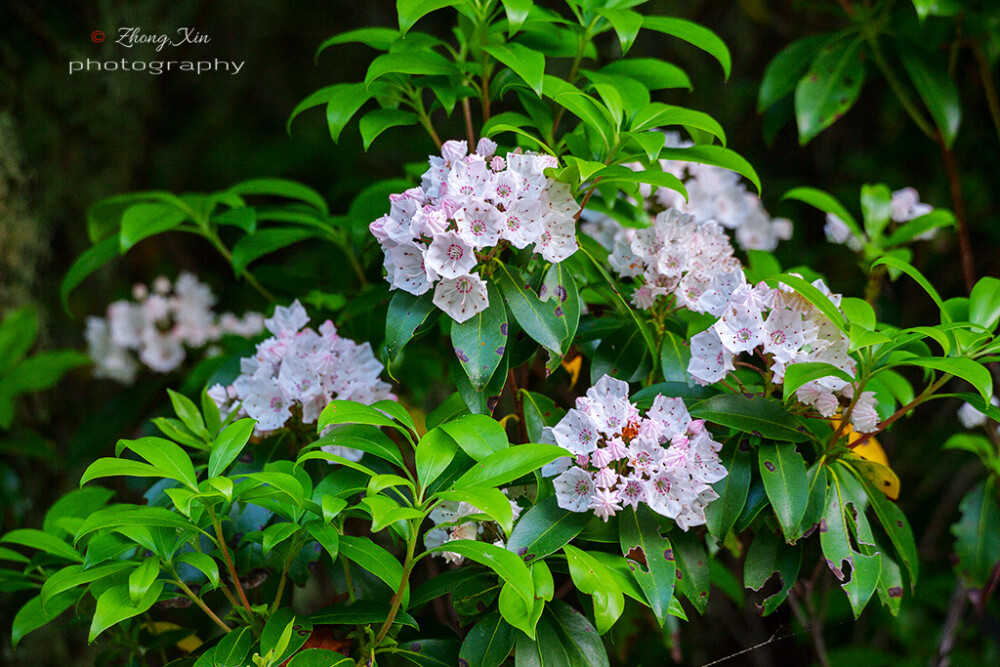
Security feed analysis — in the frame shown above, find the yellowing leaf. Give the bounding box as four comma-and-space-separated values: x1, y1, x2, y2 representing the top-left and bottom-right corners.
142, 621, 202, 653
832, 419, 898, 499
561, 355, 582, 390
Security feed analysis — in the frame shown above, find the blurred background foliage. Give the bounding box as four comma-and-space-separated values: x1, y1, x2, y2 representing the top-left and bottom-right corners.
1, 0, 997, 665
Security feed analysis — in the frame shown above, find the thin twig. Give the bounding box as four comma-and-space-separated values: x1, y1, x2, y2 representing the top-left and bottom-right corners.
462, 97, 476, 147
940, 142, 976, 291
935, 584, 967, 667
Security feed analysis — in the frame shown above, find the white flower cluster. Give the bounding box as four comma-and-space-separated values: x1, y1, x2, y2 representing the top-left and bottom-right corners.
825, 186, 936, 250
370, 138, 580, 323
540, 375, 726, 530
687, 274, 880, 434
85, 273, 265, 384
423, 497, 522, 565
583, 131, 792, 253
607, 207, 743, 312
209, 300, 394, 449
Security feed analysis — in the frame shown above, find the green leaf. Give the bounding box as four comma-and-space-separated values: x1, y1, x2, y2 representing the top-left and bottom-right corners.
117, 437, 199, 491
287, 83, 371, 142
542, 76, 615, 149
0, 306, 38, 375
599, 59, 691, 91
208, 418, 256, 478
213, 626, 254, 667
759, 33, 838, 112
230, 178, 329, 214
167, 389, 208, 440
40, 562, 133, 609
590, 321, 652, 384
758, 442, 809, 542
657, 145, 760, 193
872, 255, 947, 319
318, 400, 411, 440
60, 236, 120, 312
119, 202, 188, 252
596, 8, 643, 55
485, 43, 545, 96
386, 289, 439, 366
670, 529, 710, 614
506, 495, 589, 563
847, 467, 918, 587
262, 522, 301, 554
782, 362, 855, 398
303, 520, 340, 563
128, 556, 159, 604
514, 601, 609, 667
80, 458, 166, 486
658, 331, 691, 385
744, 528, 802, 615
1, 529, 82, 562
315, 28, 401, 59
492, 261, 566, 354
794, 37, 866, 144
882, 209, 955, 247
436, 488, 514, 535
397, 0, 464, 34
90, 581, 164, 642
339, 535, 404, 593
618, 506, 676, 626
285, 650, 353, 667
705, 439, 752, 540
860, 183, 893, 239
593, 164, 687, 200
630, 103, 726, 146
454, 443, 568, 489
428, 540, 534, 607
440, 414, 509, 462
782, 186, 862, 238
563, 545, 624, 634
460, 611, 517, 667
821, 467, 880, 617
642, 16, 731, 80
365, 51, 458, 86
12, 592, 78, 649
952, 479, 1000, 588
894, 357, 992, 404
416, 426, 459, 487
521, 390, 565, 443
45, 488, 116, 539
359, 108, 419, 150
691, 395, 810, 442
969, 276, 1000, 333
768, 273, 847, 333
310, 599, 418, 628
178, 552, 220, 591
451, 282, 508, 391
74, 505, 195, 543
260, 609, 312, 665
0, 350, 89, 396
498, 578, 538, 639
231, 228, 317, 275
540, 264, 581, 355
895, 39, 961, 148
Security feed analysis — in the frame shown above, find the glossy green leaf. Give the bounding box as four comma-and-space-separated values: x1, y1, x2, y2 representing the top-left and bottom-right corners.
451, 282, 508, 391
521, 390, 565, 443
952, 479, 1000, 588
397, 0, 464, 34
365, 50, 457, 86
618, 506, 676, 626
599, 58, 691, 91
514, 601, 610, 667
178, 552, 220, 591
630, 103, 726, 146
1, 529, 82, 563
117, 437, 199, 491
705, 439, 752, 540
315, 28, 400, 59
759, 33, 838, 111
642, 16, 731, 79
782, 186, 861, 237
495, 261, 566, 355
895, 357, 992, 403
969, 277, 1000, 333
670, 529, 710, 614
782, 362, 855, 399
319, 400, 410, 438
540, 264, 581, 355
310, 599, 418, 628
794, 37, 866, 144
691, 394, 810, 442
498, 578, 538, 639
848, 467, 918, 586
90, 581, 164, 642
416, 426, 459, 487
287, 83, 371, 142
758, 442, 809, 542
460, 611, 517, 667
507, 495, 589, 563
440, 414, 508, 462
0, 350, 89, 396
231, 228, 317, 275
429, 540, 534, 607
659, 331, 691, 384
744, 528, 801, 615
359, 108, 419, 150
436, 487, 514, 535
563, 545, 624, 634
40, 562, 133, 609
386, 289, 438, 366
596, 8, 643, 55
0, 306, 38, 375
285, 650, 353, 667
262, 522, 301, 554
260, 609, 312, 664
119, 202, 188, 252
339, 535, 403, 593
454, 443, 568, 489
213, 626, 254, 667
12, 591, 78, 649
590, 321, 652, 384
882, 209, 955, 247
208, 418, 255, 478
769, 272, 848, 332
895, 39, 961, 148
658, 145, 760, 193
60, 236, 120, 311
485, 43, 545, 95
